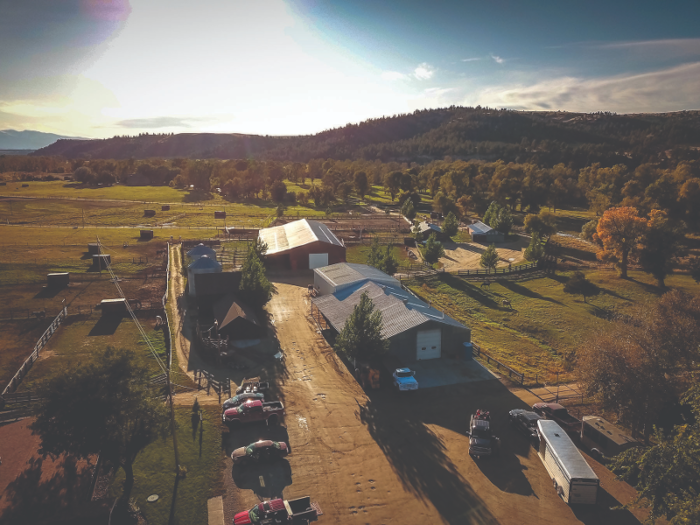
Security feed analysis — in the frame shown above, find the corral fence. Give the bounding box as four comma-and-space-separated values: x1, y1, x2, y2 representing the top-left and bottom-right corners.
162, 242, 173, 368
1, 305, 67, 396
471, 342, 525, 385
398, 260, 545, 280
194, 369, 231, 400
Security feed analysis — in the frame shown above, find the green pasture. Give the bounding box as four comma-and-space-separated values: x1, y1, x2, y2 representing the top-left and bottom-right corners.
406, 270, 700, 385
0, 180, 191, 203
109, 406, 224, 525
346, 244, 411, 265
20, 312, 169, 389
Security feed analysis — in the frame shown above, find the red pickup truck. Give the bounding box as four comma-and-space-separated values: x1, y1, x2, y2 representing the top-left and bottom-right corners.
222, 399, 285, 427
532, 402, 581, 434
234, 496, 322, 525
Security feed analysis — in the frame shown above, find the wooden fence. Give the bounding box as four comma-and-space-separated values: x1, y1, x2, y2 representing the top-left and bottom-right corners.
2, 306, 67, 396
472, 342, 525, 385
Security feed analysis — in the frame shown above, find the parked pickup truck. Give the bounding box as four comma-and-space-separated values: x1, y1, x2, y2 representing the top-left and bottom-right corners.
234, 496, 322, 525
222, 399, 285, 427
466, 410, 499, 458
236, 377, 270, 395
222, 392, 265, 411
532, 402, 581, 434
393, 368, 418, 391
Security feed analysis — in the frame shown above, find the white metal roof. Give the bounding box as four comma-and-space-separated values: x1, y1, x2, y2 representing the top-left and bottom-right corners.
312, 280, 468, 339
315, 263, 400, 289
468, 221, 493, 235
418, 221, 442, 234
259, 219, 344, 255
538, 420, 598, 481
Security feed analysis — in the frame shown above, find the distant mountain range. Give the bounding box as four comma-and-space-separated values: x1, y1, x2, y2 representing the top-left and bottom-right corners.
27, 108, 700, 167
0, 129, 84, 151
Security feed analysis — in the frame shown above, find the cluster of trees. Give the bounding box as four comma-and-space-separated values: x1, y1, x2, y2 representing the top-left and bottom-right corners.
366, 238, 399, 275
577, 291, 700, 521
584, 206, 686, 287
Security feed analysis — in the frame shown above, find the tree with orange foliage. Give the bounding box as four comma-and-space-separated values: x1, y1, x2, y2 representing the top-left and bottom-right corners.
593, 207, 647, 278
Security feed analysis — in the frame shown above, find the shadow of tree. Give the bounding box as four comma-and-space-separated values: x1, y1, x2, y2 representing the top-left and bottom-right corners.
437, 274, 502, 309
498, 280, 564, 305
183, 190, 213, 203
0, 456, 99, 525
358, 391, 500, 525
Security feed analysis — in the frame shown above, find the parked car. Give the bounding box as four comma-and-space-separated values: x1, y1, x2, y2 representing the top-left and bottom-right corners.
509, 409, 542, 445
234, 496, 322, 525
231, 440, 289, 465
222, 399, 285, 427
392, 368, 418, 391
532, 403, 582, 434
466, 410, 499, 458
222, 392, 265, 411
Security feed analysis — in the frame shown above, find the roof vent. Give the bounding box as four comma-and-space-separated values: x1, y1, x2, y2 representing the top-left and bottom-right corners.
554, 433, 560, 437
403, 298, 409, 305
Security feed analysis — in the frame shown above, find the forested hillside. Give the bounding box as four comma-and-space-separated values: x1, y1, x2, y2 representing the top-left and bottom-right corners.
33, 107, 700, 169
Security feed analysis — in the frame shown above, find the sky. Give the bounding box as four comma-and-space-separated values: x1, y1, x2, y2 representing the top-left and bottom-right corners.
1, 0, 700, 138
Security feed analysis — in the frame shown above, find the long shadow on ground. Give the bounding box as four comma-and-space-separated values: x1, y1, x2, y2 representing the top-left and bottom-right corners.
498, 279, 564, 305
436, 274, 502, 309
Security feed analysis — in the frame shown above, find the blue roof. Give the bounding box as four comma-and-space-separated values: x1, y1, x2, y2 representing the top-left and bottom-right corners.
188, 254, 221, 270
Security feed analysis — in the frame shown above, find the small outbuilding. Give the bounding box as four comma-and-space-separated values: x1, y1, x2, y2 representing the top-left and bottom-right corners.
186, 243, 217, 262
416, 221, 443, 239
140, 230, 154, 240
161, 205, 170, 211
258, 219, 346, 270
87, 243, 100, 255
214, 211, 226, 219
100, 298, 127, 315
92, 254, 111, 269
47, 272, 69, 288
187, 255, 222, 296
144, 209, 156, 217
467, 221, 504, 243
213, 294, 265, 340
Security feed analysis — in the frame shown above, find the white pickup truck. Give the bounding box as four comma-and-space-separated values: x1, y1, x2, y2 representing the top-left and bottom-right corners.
393, 368, 419, 391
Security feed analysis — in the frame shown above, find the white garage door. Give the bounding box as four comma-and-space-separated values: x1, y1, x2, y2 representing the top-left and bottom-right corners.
309, 253, 329, 269
416, 329, 441, 360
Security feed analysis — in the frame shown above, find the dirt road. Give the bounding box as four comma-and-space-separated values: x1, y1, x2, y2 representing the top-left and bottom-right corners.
221, 278, 648, 524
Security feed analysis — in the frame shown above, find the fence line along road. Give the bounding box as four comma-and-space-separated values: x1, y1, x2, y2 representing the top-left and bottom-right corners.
1, 305, 68, 396
471, 342, 525, 385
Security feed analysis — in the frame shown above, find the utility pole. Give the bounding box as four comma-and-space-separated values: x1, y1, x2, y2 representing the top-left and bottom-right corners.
167, 368, 181, 474
82, 208, 85, 228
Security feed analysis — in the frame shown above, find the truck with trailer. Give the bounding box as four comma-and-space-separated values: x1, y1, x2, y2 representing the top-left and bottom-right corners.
532, 402, 582, 434
537, 419, 599, 505
222, 399, 285, 427
234, 496, 322, 525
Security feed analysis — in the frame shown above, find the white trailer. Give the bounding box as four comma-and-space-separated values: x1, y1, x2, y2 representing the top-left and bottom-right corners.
537, 420, 599, 505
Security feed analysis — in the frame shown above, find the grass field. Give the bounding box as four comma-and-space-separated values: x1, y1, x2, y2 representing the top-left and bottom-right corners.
20, 312, 168, 390
406, 269, 700, 385
345, 244, 412, 266
109, 405, 224, 525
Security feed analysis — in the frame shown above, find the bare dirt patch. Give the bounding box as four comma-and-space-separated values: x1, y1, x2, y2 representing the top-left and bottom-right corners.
441, 236, 529, 271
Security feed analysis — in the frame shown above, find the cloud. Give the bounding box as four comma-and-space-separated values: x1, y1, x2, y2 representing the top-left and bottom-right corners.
474, 61, 700, 113
462, 57, 481, 62
424, 87, 455, 96
381, 71, 407, 81
594, 38, 700, 52
490, 54, 505, 64
413, 63, 435, 80
115, 116, 207, 129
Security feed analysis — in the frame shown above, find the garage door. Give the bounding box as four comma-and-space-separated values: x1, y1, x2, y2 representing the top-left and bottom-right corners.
309, 253, 329, 269
416, 329, 441, 360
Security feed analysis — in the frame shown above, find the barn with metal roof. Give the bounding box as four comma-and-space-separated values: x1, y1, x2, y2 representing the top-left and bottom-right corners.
467, 221, 504, 243
258, 219, 346, 270
313, 262, 400, 295
312, 264, 471, 362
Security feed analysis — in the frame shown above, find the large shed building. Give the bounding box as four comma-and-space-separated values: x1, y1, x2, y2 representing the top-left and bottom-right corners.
187, 255, 222, 296
259, 219, 346, 270
467, 221, 505, 243
312, 263, 471, 363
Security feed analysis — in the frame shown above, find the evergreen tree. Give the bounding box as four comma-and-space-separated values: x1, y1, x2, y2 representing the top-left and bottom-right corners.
382, 244, 399, 275
335, 292, 388, 362
480, 243, 499, 271
366, 237, 384, 270
443, 211, 459, 237
524, 232, 545, 261
483, 201, 501, 227
422, 233, 445, 264
402, 199, 417, 221
494, 207, 514, 235
239, 247, 276, 308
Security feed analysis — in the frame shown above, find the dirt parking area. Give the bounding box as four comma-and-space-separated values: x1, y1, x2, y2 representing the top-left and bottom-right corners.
441, 236, 529, 271
220, 278, 650, 524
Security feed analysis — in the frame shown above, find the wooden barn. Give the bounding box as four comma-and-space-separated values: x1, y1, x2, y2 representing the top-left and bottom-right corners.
213, 294, 265, 340
258, 219, 346, 270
